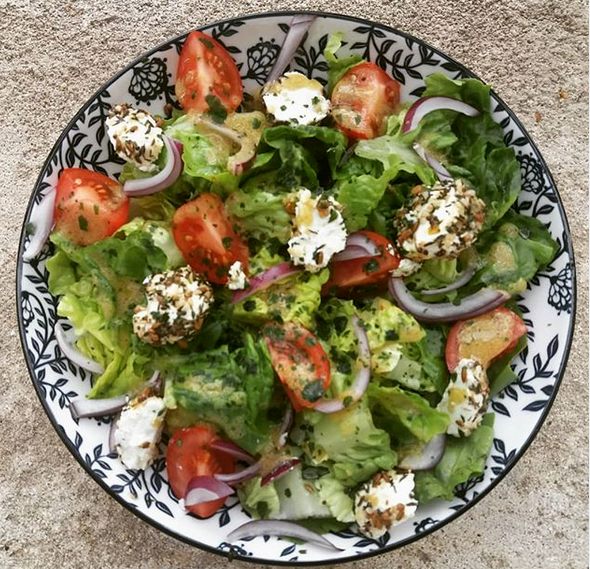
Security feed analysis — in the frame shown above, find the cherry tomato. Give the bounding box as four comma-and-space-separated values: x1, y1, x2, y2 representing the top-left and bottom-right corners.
166, 425, 236, 518
172, 193, 249, 284
263, 322, 331, 412
445, 307, 527, 372
323, 231, 400, 294
54, 168, 129, 246
331, 62, 400, 140
175, 31, 243, 113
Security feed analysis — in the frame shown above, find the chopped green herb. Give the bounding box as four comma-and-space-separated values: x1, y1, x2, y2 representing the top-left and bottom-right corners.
78, 215, 88, 231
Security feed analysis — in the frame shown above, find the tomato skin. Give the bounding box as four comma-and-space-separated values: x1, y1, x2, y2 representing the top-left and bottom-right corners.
263, 322, 331, 411
323, 231, 400, 293
166, 425, 236, 518
445, 307, 527, 372
172, 193, 249, 284
54, 168, 129, 246
175, 31, 243, 113
331, 62, 400, 140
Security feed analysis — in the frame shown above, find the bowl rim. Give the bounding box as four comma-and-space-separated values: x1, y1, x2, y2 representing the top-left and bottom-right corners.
16, 9, 577, 567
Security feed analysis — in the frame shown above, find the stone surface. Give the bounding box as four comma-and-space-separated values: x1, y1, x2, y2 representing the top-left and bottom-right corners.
0, 1, 587, 568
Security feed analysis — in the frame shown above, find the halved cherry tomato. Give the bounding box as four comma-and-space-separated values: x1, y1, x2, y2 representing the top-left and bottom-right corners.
445, 307, 527, 372
263, 322, 331, 411
331, 62, 400, 140
323, 231, 400, 294
54, 168, 129, 246
172, 193, 249, 284
166, 424, 236, 518
175, 31, 243, 113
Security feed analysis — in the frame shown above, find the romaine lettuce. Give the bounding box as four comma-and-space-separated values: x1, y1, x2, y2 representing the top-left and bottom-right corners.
161, 334, 276, 454
47, 224, 174, 398
323, 32, 363, 95
225, 189, 292, 243
233, 270, 329, 329
468, 209, 559, 294
368, 384, 450, 442
294, 401, 396, 487
419, 73, 522, 227
414, 414, 495, 502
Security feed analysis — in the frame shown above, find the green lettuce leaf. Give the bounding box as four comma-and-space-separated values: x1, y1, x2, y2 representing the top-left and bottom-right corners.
323, 32, 363, 94
414, 414, 495, 502
316, 475, 355, 522
273, 468, 332, 520
368, 384, 450, 442
420, 73, 521, 227
47, 223, 174, 398
233, 270, 329, 329
294, 401, 396, 487
161, 334, 276, 453
468, 209, 559, 294
164, 114, 239, 195
243, 124, 347, 192
237, 477, 280, 519
333, 117, 436, 231
225, 189, 292, 243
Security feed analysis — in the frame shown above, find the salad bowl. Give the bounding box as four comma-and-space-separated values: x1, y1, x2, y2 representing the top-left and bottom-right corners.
16, 10, 575, 566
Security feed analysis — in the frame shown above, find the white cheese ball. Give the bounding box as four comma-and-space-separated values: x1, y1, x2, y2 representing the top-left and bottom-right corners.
287, 189, 347, 272
115, 395, 166, 471
354, 471, 418, 539
227, 260, 248, 290
395, 179, 486, 262
437, 358, 490, 437
263, 72, 330, 125
133, 266, 213, 346
390, 257, 422, 278
106, 104, 164, 172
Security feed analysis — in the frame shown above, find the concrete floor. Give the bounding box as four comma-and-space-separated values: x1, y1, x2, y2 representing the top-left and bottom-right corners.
0, 1, 587, 568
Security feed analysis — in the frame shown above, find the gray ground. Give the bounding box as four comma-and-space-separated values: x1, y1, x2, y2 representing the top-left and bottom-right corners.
0, 1, 587, 568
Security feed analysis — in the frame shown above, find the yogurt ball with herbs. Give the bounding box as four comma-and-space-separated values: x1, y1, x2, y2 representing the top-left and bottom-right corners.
437, 358, 490, 437
287, 189, 347, 272
106, 104, 164, 172
395, 179, 485, 261
133, 266, 213, 346
354, 470, 418, 538
115, 393, 166, 470
263, 72, 331, 125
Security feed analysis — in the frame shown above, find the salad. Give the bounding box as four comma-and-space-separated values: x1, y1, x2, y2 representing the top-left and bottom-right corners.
26, 29, 559, 545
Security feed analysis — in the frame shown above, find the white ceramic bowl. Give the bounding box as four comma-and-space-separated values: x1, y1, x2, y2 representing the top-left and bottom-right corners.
17, 11, 576, 565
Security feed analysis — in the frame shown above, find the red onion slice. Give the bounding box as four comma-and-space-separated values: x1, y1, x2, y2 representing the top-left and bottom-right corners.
420, 264, 477, 296
70, 396, 127, 420
55, 321, 104, 374
184, 476, 235, 506
402, 96, 480, 133
332, 232, 383, 263
399, 434, 446, 471
232, 262, 301, 304
413, 143, 453, 182
389, 276, 510, 323
313, 315, 371, 414
261, 458, 301, 486
277, 405, 294, 448
209, 440, 257, 465
214, 462, 261, 485
227, 520, 343, 552
123, 136, 182, 197
332, 245, 373, 262
23, 189, 56, 261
